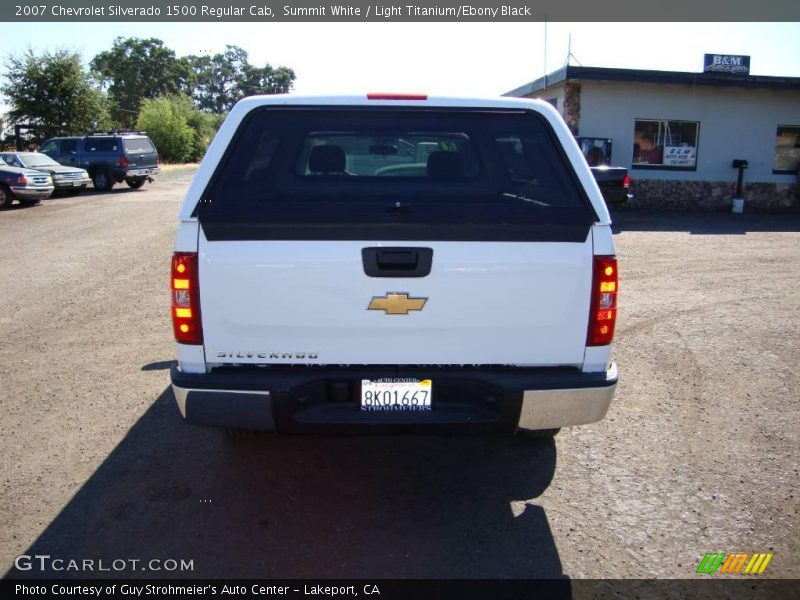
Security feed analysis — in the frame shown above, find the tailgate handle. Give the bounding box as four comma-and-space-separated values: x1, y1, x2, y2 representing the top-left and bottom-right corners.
378, 250, 417, 269
362, 247, 433, 278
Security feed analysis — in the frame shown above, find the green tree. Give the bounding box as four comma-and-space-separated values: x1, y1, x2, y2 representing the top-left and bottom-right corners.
238, 63, 296, 97
186, 46, 247, 114
186, 45, 295, 113
1, 49, 109, 141
135, 95, 195, 163
91, 37, 192, 127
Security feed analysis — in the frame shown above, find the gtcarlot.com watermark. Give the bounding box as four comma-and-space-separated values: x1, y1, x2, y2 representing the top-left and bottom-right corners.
14, 554, 194, 573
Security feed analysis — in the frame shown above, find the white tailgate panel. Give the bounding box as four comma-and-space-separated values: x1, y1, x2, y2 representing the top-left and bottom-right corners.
199, 231, 592, 366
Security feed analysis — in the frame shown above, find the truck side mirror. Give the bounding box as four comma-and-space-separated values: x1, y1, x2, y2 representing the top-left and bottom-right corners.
731, 159, 748, 169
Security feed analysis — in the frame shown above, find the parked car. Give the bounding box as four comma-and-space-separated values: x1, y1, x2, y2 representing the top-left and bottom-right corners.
169, 94, 619, 437
576, 136, 633, 205
0, 152, 90, 195
38, 132, 159, 191
0, 156, 54, 208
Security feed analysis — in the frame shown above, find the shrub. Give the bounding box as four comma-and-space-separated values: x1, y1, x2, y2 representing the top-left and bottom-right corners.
135, 96, 195, 163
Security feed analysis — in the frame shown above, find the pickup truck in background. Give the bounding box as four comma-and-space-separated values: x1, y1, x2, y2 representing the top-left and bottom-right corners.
576, 137, 632, 205
170, 95, 619, 437
39, 132, 159, 191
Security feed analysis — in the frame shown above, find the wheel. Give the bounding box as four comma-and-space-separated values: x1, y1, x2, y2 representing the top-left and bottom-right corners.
517, 428, 560, 439
126, 178, 146, 189
19, 198, 41, 206
92, 169, 114, 191
0, 185, 13, 208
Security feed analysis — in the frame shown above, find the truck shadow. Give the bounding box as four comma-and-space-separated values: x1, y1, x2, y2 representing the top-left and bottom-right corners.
610, 209, 800, 235
8, 387, 568, 583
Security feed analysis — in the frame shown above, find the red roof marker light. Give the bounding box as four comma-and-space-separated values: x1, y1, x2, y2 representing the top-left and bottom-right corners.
367, 93, 428, 100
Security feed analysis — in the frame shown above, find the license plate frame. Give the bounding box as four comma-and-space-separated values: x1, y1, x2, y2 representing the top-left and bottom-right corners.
360, 378, 432, 412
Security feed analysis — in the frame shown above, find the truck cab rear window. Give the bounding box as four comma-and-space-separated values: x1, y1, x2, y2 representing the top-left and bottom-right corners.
295, 132, 479, 178
199, 108, 594, 241
123, 138, 155, 153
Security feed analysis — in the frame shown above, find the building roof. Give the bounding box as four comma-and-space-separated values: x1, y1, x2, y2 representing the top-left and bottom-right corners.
504, 65, 800, 97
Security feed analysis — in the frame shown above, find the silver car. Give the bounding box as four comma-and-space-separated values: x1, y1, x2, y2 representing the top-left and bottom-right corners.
0, 156, 54, 208
0, 152, 90, 195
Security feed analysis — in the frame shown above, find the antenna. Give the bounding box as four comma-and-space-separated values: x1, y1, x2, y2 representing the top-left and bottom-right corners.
565, 33, 582, 67
543, 13, 548, 87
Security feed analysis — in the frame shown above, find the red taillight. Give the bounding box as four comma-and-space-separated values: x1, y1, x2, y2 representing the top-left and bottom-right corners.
119, 155, 128, 168
171, 252, 203, 345
623, 174, 631, 189
587, 256, 618, 346
155, 153, 159, 165
367, 93, 428, 100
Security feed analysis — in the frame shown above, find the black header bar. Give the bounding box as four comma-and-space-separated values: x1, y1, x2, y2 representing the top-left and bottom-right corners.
3, 0, 800, 22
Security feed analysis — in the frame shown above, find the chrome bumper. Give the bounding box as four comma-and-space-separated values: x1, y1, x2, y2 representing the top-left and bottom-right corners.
11, 186, 54, 199
171, 363, 617, 434
126, 167, 159, 177
518, 363, 617, 430
54, 179, 90, 189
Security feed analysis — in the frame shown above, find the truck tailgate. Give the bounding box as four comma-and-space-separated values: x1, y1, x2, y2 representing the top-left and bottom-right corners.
198, 234, 593, 366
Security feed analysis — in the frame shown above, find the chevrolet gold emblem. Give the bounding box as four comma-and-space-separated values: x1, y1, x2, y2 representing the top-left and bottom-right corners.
367, 292, 427, 315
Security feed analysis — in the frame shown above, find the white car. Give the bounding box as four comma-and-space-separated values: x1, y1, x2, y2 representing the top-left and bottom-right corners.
170, 94, 618, 436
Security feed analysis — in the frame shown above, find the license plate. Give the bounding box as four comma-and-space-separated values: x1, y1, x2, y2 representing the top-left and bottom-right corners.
73, 181, 83, 186
361, 378, 432, 411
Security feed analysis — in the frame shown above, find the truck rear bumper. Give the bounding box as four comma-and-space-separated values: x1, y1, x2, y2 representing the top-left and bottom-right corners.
125, 167, 159, 178
170, 363, 617, 434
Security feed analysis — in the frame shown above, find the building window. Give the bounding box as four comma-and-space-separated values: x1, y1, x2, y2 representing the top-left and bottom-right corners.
773, 126, 800, 174
632, 119, 699, 170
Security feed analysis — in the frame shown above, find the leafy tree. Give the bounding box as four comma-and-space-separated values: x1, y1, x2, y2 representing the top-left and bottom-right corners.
186, 46, 248, 114
1, 49, 109, 141
136, 95, 195, 163
238, 64, 296, 97
185, 109, 223, 162
186, 45, 295, 113
136, 94, 224, 163
91, 38, 192, 127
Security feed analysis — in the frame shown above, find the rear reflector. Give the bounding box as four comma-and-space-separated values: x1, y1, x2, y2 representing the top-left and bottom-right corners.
171, 252, 203, 345
587, 256, 618, 346
367, 93, 428, 100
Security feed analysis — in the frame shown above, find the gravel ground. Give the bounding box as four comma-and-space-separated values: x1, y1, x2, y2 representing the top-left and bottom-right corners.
1, 171, 798, 580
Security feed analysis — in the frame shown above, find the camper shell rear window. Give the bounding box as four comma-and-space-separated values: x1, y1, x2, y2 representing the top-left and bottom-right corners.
198, 107, 596, 242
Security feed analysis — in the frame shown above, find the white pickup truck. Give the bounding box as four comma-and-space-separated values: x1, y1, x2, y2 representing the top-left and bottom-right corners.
170, 94, 618, 436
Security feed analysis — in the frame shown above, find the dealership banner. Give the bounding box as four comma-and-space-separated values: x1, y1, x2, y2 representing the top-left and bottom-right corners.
2, 0, 799, 21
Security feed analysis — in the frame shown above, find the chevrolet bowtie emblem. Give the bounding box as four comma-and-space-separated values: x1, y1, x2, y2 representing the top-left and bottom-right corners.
367, 292, 427, 315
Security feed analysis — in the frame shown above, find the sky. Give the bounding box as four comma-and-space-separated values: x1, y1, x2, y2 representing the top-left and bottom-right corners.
2, 22, 799, 100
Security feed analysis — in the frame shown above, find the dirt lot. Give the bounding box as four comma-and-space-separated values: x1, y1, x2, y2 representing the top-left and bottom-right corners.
1, 170, 798, 579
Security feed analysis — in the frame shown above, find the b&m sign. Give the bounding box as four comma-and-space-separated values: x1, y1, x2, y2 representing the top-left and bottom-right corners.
704, 54, 750, 75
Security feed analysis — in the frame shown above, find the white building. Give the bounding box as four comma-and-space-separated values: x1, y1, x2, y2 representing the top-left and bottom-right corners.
505, 59, 800, 211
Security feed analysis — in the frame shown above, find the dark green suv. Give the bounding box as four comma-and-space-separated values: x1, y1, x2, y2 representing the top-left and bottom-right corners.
39, 132, 159, 191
